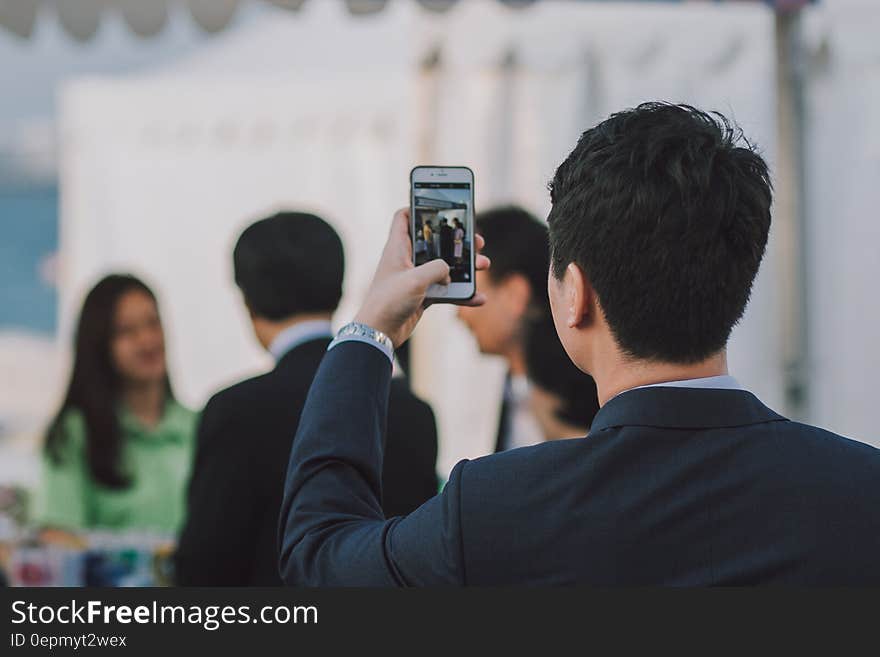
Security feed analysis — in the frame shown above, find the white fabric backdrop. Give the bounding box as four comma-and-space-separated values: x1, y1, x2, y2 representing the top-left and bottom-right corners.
57, 0, 878, 488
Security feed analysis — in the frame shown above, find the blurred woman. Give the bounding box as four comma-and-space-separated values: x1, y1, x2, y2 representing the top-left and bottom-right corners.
36, 274, 196, 535
524, 315, 599, 441
453, 218, 465, 265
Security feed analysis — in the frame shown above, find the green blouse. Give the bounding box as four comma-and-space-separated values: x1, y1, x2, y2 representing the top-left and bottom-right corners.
34, 400, 197, 535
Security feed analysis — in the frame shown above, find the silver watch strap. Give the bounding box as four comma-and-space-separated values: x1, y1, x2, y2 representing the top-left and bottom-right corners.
328, 322, 394, 362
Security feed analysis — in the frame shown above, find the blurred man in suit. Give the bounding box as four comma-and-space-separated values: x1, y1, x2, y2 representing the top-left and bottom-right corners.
457, 206, 550, 452
175, 212, 438, 586
278, 103, 880, 585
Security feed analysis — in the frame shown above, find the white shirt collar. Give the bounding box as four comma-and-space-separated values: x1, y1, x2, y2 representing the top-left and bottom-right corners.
508, 374, 531, 403
620, 375, 742, 397
268, 320, 333, 362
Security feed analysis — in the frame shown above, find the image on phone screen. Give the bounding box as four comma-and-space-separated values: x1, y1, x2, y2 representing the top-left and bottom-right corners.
412, 181, 472, 284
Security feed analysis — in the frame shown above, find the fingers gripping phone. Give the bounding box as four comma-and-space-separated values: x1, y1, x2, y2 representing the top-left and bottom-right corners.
410, 166, 476, 301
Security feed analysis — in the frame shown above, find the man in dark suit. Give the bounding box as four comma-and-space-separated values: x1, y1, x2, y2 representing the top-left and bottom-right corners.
175, 212, 438, 586
438, 218, 454, 262
279, 104, 880, 586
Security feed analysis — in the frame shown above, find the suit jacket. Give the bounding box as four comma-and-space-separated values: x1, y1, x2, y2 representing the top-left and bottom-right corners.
439, 224, 454, 260
279, 341, 880, 586
175, 337, 438, 586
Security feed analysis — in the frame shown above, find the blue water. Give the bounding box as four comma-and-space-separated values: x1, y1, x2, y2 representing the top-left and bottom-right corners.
0, 188, 58, 335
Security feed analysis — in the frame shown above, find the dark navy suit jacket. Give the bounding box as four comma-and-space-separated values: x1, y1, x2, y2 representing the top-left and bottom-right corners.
176, 338, 438, 586
279, 341, 880, 586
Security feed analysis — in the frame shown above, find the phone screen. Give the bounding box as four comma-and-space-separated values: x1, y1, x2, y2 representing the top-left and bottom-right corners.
412, 179, 473, 286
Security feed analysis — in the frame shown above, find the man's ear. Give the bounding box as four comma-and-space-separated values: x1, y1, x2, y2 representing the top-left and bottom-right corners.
564, 262, 593, 329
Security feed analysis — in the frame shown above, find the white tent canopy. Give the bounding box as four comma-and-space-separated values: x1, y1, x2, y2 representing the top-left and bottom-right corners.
2, 0, 541, 41
0, 1, 812, 42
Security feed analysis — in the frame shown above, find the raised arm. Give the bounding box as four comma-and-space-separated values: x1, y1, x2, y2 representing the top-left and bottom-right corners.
277, 340, 467, 586
277, 208, 490, 586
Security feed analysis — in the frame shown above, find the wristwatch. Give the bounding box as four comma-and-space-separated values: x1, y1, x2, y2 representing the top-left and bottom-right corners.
331, 321, 395, 354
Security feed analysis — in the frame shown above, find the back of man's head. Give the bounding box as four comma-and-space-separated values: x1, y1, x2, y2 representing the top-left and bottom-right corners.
548, 102, 772, 364
476, 205, 550, 309
233, 211, 344, 321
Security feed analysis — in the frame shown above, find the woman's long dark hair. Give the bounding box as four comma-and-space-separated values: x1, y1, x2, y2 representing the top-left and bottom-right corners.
45, 274, 174, 489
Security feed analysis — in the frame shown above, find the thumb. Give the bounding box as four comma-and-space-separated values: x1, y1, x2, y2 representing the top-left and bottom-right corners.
411, 258, 451, 289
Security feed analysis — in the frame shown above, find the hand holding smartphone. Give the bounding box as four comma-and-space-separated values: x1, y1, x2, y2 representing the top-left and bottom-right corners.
410, 166, 476, 301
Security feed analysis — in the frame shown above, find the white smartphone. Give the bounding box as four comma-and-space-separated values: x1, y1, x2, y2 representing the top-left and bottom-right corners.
410, 165, 476, 301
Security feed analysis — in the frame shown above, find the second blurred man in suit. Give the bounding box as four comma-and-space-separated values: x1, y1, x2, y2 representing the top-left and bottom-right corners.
456, 206, 551, 452
175, 211, 438, 585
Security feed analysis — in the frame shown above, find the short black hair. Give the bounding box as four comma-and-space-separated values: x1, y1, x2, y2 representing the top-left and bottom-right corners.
548, 102, 772, 363
475, 205, 549, 309
233, 211, 344, 320
525, 315, 599, 430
